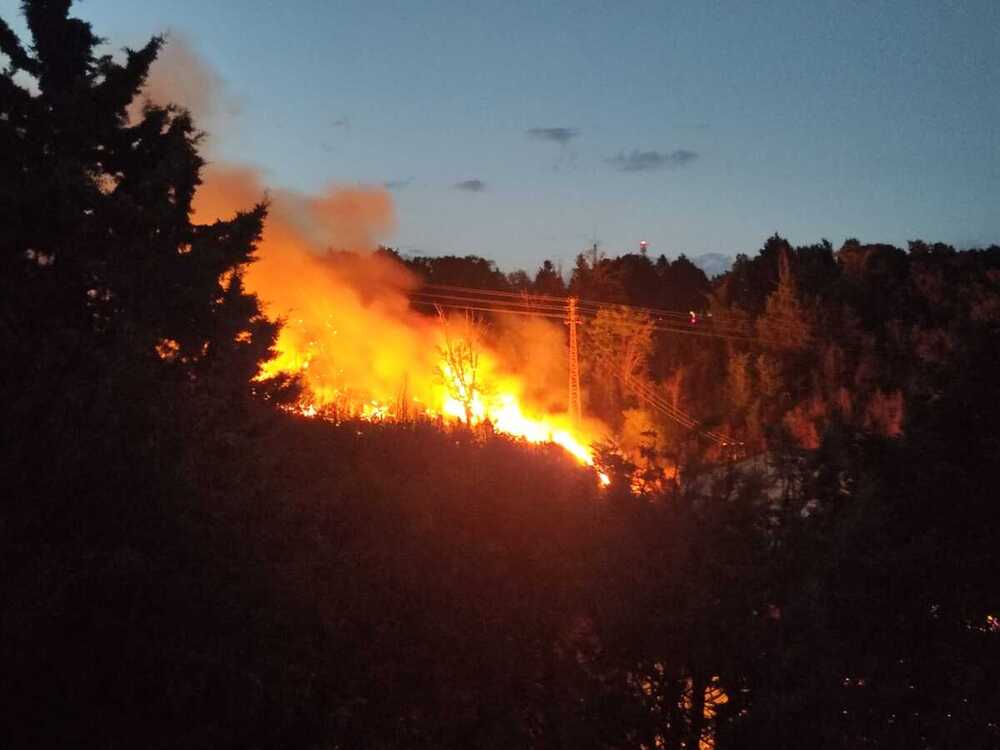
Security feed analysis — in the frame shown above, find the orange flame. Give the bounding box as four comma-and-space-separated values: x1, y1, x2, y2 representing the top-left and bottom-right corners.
192, 166, 606, 480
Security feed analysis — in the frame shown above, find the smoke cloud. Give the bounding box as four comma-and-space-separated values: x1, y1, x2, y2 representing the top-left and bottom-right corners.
135, 37, 430, 407
191, 162, 441, 408
136, 35, 605, 459
128, 33, 239, 129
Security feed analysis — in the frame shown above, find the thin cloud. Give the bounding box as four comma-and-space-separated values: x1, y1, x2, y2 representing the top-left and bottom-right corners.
607, 149, 698, 172
454, 179, 486, 192
384, 177, 414, 191
526, 127, 580, 145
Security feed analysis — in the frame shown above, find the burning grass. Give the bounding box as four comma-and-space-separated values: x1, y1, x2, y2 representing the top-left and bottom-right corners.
191, 165, 606, 479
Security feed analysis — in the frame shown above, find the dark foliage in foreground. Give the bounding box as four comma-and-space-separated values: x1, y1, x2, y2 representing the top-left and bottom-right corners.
2, 3, 999, 748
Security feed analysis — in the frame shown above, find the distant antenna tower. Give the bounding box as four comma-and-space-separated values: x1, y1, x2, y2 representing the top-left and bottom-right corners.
587, 240, 600, 267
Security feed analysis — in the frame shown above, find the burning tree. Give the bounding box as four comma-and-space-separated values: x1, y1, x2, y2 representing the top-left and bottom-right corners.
435, 307, 489, 425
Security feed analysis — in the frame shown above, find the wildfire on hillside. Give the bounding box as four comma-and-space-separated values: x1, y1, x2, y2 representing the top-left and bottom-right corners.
259, 308, 604, 473
260, 311, 604, 472
193, 166, 607, 481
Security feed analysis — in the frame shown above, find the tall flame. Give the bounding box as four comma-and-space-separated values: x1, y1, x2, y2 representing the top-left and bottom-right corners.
193, 166, 605, 479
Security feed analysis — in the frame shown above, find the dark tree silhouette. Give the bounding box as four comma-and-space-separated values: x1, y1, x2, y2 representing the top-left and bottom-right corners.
405, 253, 511, 290
1, 3, 293, 746
533, 258, 566, 295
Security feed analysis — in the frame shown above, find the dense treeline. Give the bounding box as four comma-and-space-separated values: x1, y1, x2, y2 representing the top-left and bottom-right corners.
2, 3, 998, 748
394, 234, 1000, 462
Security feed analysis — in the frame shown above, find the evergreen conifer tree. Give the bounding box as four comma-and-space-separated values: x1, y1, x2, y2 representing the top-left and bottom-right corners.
1, 0, 289, 496
1, 4, 294, 744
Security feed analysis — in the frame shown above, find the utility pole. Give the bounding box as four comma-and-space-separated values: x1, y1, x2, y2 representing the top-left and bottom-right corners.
566, 297, 582, 426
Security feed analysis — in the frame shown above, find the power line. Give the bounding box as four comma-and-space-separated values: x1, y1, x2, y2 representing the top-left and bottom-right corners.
409, 290, 569, 313
412, 282, 868, 349
413, 290, 796, 347
414, 285, 755, 330
409, 299, 567, 321
588, 343, 734, 445
417, 290, 742, 446
420, 283, 569, 304
420, 282, 792, 327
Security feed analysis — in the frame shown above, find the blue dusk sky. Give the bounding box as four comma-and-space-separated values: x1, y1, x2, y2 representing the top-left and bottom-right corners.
3, 0, 999, 271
